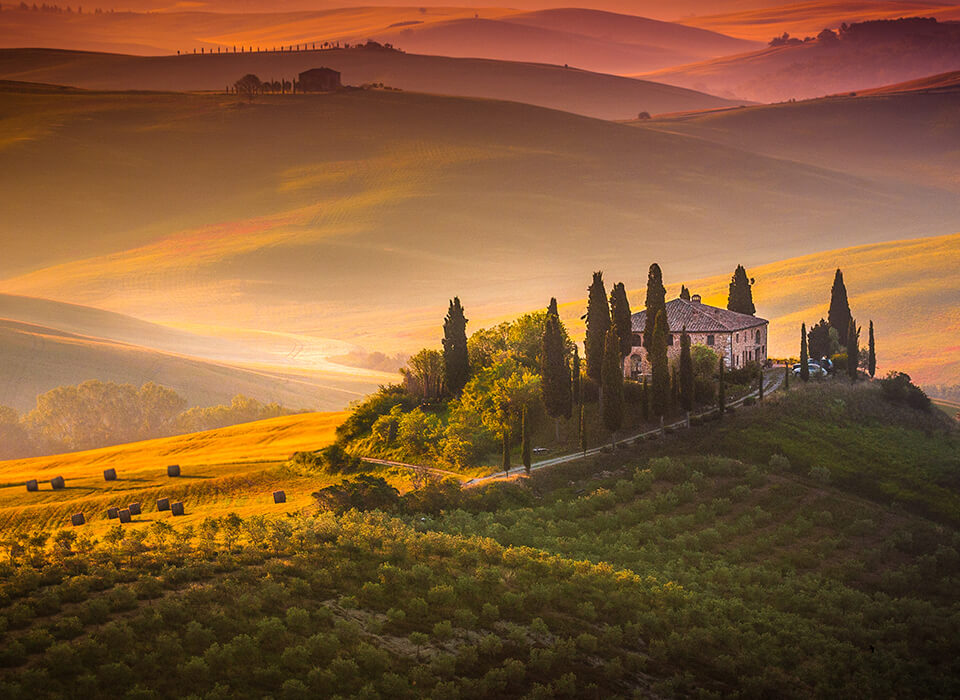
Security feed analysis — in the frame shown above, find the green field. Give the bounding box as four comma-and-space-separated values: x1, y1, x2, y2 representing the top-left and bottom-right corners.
0, 381, 957, 697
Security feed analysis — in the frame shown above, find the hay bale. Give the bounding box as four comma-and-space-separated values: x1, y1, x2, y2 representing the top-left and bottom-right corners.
167, 464, 181, 477
71, 513, 85, 527
107, 507, 120, 519
171, 502, 185, 516
26, 479, 38, 492
156, 498, 170, 511
103, 468, 117, 481
118, 509, 132, 524
128, 502, 142, 516
273, 490, 286, 504
50, 476, 66, 490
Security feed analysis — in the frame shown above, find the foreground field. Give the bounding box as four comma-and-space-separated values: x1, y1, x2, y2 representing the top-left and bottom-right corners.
0, 383, 956, 697
0, 412, 348, 533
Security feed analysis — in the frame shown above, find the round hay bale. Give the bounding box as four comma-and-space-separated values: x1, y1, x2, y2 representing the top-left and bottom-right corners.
51, 476, 66, 490
273, 490, 287, 504
71, 513, 85, 527
107, 507, 120, 519
167, 464, 181, 477
171, 502, 185, 516
103, 468, 117, 481
128, 502, 142, 516
26, 480, 38, 492
156, 498, 170, 511
118, 509, 132, 524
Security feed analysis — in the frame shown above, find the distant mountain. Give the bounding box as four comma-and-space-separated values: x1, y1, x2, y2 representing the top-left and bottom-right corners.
644, 17, 960, 102
0, 47, 743, 121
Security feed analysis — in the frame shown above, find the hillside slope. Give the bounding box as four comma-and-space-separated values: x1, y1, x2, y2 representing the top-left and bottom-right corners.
0, 47, 743, 121
2, 86, 957, 366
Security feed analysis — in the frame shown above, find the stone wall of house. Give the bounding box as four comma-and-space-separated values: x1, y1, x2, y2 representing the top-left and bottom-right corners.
623, 325, 767, 379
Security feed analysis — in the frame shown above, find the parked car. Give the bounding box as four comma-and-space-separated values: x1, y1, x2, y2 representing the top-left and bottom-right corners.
793, 363, 827, 377
532, 447, 550, 455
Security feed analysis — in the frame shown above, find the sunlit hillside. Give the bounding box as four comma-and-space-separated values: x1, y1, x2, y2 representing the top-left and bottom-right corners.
0, 46, 741, 120
0, 411, 350, 532
553, 233, 960, 386
2, 84, 957, 366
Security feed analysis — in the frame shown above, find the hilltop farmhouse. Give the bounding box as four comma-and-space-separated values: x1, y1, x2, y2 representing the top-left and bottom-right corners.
298, 67, 342, 92
625, 295, 768, 379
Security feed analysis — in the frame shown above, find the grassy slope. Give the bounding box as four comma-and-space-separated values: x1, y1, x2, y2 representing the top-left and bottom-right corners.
0, 382, 956, 697
552, 233, 960, 386
0, 47, 741, 121
2, 86, 956, 359
0, 411, 349, 533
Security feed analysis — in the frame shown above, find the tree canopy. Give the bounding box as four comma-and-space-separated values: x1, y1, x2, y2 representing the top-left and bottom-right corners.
829, 268, 853, 348
442, 297, 470, 397
643, 263, 667, 351
727, 264, 756, 315
609, 282, 633, 359
584, 272, 611, 383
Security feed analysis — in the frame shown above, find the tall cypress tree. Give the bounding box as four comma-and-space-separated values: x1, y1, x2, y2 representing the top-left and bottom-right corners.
758, 367, 764, 401
578, 403, 587, 455
800, 322, 810, 382
601, 328, 624, 447
643, 264, 667, 351
670, 365, 679, 414
847, 318, 859, 382
868, 321, 876, 378
649, 310, 670, 417
609, 282, 633, 359
678, 328, 694, 412
717, 356, 726, 416
442, 297, 469, 397
640, 377, 650, 422
828, 268, 852, 348
521, 407, 531, 476
571, 345, 581, 407
727, 265, 756, 315
501, 430, 511, 474
784, 362, 790, 390
542, 298, 572, 440
585, 272, 611, 383
680, 285, 691, 301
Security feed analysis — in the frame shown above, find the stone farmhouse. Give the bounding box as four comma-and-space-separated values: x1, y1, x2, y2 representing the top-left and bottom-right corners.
298, 67, 342, 92
625, 295, 768, 379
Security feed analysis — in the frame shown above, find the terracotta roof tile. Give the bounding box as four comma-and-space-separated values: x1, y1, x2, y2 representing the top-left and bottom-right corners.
631, 298, 767, 334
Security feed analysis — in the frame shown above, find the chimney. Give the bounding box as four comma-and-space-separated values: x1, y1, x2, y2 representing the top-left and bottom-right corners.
691, 294, 701, 303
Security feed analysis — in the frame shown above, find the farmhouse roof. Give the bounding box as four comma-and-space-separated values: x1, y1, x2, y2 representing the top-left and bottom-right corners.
631, 297, 767, 334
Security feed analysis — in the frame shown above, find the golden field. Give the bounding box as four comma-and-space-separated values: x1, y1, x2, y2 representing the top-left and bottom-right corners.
0, 411, 354, 533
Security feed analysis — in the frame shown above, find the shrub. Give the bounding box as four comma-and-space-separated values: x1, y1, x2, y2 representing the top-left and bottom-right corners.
808, 465, 832, 483
768, 454, 791, 472
879, 372, 931, 412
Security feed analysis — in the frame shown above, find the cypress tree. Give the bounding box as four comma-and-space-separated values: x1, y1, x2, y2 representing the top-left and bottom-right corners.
680, 285, 691, 301
727, 265, 756, 315
585, 272, 611, 383
442, 297, 469, 396
670, 365, 679, 414
501, 430, 511, 474
828, 268, 852, 348
643, 263, 667, 351
678, 328, 694, 412
609, 282, 633, 359
601, 328, 624, 447
521, 407, 531, 476
847, 318, 859, 382
800, 323, 810, 382
717, 357, 726, 415
649, 310, 670, 418
868, 320, 876, 378
758, 367, 764, 401
640, 377, 649, 422
784, 361, 790, 390
578, 403, 587, 455
571, 345, 581, 407
542, 298, 572, 440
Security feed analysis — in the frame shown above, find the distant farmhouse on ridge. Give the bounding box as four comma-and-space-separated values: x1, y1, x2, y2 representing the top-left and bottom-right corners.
625, 295, 768, 379
298, 67, 342, 92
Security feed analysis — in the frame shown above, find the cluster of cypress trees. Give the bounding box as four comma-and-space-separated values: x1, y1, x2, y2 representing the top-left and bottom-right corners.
796, 269, 876, 382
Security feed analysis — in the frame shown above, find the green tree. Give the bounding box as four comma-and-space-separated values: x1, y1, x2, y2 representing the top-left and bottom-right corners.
578, 403, 587, 455
584, 272, 610, 383
807, 318, 833, 362
670, 365, 679, 413
680, 284, 691, 301
678, 328, 694, 412
401, 349, 445, 401
799, 323, 810, 382
649, 310, 670, 417
234, 73, 262, 101
501, 430, 511, 474
784, 361, 790, 390
847, 318, 860, 382
443, 297, 470, 396
571, 345, 581, 407
521, 407, 531, 476
609, 282, 632, 359
643, 263, 667, 351
717, 357, 726, 415
828, 268, 853, 347
868, 320, 876, 378
726, 264, 756, 315
541, 298, 572, 440
758, 367, 764, 401
640, 377, 649, 422
600, 329, 624, 446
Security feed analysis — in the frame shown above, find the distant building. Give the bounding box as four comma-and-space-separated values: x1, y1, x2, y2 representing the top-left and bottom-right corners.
298, 67, 342, 92
625, 294, 768, 379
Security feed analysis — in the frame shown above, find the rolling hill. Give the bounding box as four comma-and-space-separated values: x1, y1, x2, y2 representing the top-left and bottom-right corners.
0, 410, 349, 532
632, 74, 960, 193
643, 16, 960, 101
0, 6, 760, 75
0, 46, 743, 121
2, 84, 957, 372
